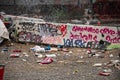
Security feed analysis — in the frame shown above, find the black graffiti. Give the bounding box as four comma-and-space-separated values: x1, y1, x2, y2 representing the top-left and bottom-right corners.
19, 22, 35, 31
19, 31, 42, 43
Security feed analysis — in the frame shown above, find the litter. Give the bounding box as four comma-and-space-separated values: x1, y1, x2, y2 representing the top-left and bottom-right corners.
93, 63, 102, 67
99, 71, 110, 76
45, 54, 56, 58
10, 53, 20, 58
40, 57, 53, 64
31, 45, 45, 52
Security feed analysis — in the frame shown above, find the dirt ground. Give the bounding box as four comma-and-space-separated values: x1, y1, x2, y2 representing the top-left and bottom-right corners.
0, 41, 120, 80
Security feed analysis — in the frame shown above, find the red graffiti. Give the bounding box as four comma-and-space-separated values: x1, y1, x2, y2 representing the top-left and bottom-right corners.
70, 32, 97, 42
59, 25, 67, 37
72, 26, 99, 33
100, 28, 116, 35
106, 35, 120, 43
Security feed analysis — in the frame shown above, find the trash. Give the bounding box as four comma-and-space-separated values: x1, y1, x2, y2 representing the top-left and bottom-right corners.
62, 48, 69, 52
13, 50, 22, 53
2, 47, 8, 52
40, 57, 53, 64
99, 71, 110, 76
109, 54, 113, 58
73, 70, 78, 74
93, 63, 102, 67
31, 45, 46, 52
103, 69, 112, 73
0, 64, 5, 80
22, 59, 27, 62
69, 51, 73, 54
10, 53, 20, 58
50, 48, 58, 52
37, 54, 43, 58
106, 60, 120, 70
23, 52, 29, 57
80, 56, 84, 59
44, 45, 51, 50
46, 54, 56, 58
57, 45, 63, 51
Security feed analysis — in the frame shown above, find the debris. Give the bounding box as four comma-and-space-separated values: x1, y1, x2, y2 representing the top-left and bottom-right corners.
69, 51, 73, 54
103, 69, 112, 73
50, 48, 58, 52
0, 64, 5, 80
57, 45, 63, 51
106, 60, 120, 70
40, 57, 53, 64
93, 63, 102, 67
73, 70, 79, 74
2, 47, 8, 52
22, 59, 27, 62
31, 45, 46, 52
109, 54, 113, 58
80, 56, 84, 59
44, 45, 51, 50
62, 48, 69, 52
13, 50, 22, 53
45, 54, 57, 58
10, 53, 20, 58
99, 71, 110, 76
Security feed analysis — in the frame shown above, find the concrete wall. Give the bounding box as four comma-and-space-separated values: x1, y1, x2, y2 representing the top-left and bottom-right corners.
13, 18, 120, 48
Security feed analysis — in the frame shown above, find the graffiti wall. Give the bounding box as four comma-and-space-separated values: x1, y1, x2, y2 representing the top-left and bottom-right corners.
17, 21, 67, 45
16, 21, 120, 48
64, 24, 120, 48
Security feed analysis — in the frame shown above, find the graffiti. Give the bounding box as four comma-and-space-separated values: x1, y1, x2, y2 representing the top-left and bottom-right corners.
37, 23, 59, 36
106, 35, 120, 43
72, 26, 99, 33
70, 32, 97, 42
19, 22, 35, 31
19, 31, 42, 43
63, 38, 110, 48
59, 24, 67, 37
42, 36, 63, 45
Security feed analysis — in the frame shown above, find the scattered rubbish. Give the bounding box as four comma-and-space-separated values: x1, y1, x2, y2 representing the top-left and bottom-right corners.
0, 64, 5, 80
31, 45, 46, 52
50, 48, 58, 52
109, 54, 113, 58
93, 63, 102, 67
2, 47, 8, 52
99, 71, 110, 76
106, 60, 120, 70
62, 48, 69, 52
80, 56, 84, 59
10, 53, 20, 58
22, 59, 27, 62
103, 69, 112, 73
73, 70, 78, 74
23, 52, 29, 57
57, 45, 63, 51
87, 48, 91, 54
44, 45, 51, 50
13, 50, 22, 53
46, 54, 56, 58
40, 57, 53, 64
69, 51, 73, 54
76, 60, 85, 63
